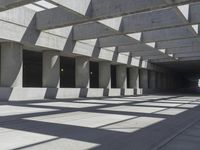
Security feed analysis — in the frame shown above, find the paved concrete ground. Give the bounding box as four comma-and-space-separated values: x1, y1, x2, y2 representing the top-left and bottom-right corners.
0, 94, 200, 150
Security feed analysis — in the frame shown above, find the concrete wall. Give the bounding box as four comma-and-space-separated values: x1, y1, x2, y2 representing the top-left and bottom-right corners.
0, 88, 145, 101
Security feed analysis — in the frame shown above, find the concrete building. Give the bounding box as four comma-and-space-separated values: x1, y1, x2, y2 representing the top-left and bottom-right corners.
2, 1, 200, 150
0, 0, 199, 101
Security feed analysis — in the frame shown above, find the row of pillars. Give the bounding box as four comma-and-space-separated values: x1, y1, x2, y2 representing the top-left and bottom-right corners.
0, 42, 176, 90
140, 69, 178, 89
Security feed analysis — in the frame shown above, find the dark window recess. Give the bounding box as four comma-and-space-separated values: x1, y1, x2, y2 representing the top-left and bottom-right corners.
111, 65, 117, 88
23, 50, 42, 87
90, 61, 99, 88
60, 57, 75, 88
127, 68, 130, 88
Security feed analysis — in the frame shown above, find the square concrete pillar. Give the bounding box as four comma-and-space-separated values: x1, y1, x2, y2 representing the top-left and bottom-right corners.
129, 67, 139, 89
75, 56, 90, 88
149, 71, 156, 89
116, 65, 127, 89
99, 61, 111, 88
157, 72, 163, 89
140, 69, 148, 89
1, 42, 23, 87
161, 73, 165, 89
43, 51, 60, 88
162, 74, 167, 89
165, 75, 169, 89
156, 72, 160, 89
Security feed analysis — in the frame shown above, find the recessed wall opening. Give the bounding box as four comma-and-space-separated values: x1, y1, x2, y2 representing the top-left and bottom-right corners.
111, 65, 117, 88
90, 61, 99, 88
127, 68, 130, 88
60, 57, 75, 88
23, 50, 42, 87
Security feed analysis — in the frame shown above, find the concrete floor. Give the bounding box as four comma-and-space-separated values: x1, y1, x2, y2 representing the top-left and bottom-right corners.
0, 95, 200, 150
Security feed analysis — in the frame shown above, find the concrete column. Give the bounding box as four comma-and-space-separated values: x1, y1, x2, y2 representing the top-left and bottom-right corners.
159, 73, 163, 89
156, 72, 162, 89
1, 42, 23, 87
165, 75, 169, 89
161, 73, 166, 89
140, 69, 148, 89
42, 51, 60, 88
129, 67, 139, 89
116, 65, 127, 88
75, 56, 90, 88
155, 72, 159, 89
163, 74, 167, 89
168, 75, 173, 89
99, 61, 111, 88
149, 71, 156, 89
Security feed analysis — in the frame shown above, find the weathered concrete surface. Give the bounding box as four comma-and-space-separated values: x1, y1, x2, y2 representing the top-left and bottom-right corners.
99, 61, 111, 88
42, 51, 60, 88
0, 94, 200, 150
1, 42, 23, 87
75, 56, 90, 88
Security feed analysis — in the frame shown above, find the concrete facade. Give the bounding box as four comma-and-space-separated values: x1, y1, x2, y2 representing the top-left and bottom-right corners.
149, 71, 156, 89
116, 65, 127, 89
43, 51, 60, 88
99, 61, 111, 88
0, 0, 195, 101
140, 69, 149, 89
1, 42, 23, 87
1, 2, 200, 150
75, 57, 90, 88
129, 67, 140, 89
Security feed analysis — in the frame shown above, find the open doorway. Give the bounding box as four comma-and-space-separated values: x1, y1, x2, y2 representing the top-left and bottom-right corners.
23, 50, 42, 87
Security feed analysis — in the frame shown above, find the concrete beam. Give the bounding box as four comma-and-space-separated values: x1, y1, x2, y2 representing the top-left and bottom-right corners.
118, 44, 155, 53
122, 7, 186, 33
73, 22, 119, 40
0, 0, 38, 11
142, 26, 197, 42
175, 52, 200, 57
152, 56, 200, 62
150, 58, 177, 63
36, 0, 198, 30
98, 35, 139, 47
190, 3, 200, 24
167, 46, 200, 54
91, 0, 198, 19
36, 0, 200, 32
131, 51, 161, 57
37, 6, 185, 32
142, 55, 171, 60
0, 6, 168, 72
156, 38, 200, 49
48, 0, 92, 16
178, 56, 200, 61
73, 22, 198, 43
36, 7, 88, 30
